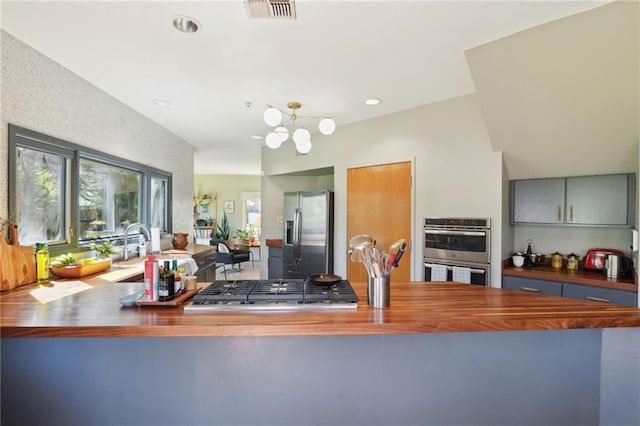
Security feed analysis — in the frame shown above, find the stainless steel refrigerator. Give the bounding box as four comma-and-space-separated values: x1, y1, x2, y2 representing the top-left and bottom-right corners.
283, 189, 334, 278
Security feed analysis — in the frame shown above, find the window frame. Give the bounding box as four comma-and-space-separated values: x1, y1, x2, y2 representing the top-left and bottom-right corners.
8, 124, 172, 255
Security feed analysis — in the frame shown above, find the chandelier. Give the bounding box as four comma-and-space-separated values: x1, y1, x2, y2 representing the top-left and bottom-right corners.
263, 101, 336, 154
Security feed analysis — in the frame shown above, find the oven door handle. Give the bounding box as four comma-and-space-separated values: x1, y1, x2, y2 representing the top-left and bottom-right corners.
424, 229, 487, 237
423, 263, 487, 274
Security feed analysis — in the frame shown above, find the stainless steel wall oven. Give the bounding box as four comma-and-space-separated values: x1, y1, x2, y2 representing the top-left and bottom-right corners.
423, 218, 491, 286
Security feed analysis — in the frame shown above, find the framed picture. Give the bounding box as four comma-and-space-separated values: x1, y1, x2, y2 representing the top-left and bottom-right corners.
224, 200, 235, 214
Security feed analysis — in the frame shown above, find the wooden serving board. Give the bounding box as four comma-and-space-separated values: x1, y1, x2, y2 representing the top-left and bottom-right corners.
135, 288, 199, 307
0, 236, 37, 291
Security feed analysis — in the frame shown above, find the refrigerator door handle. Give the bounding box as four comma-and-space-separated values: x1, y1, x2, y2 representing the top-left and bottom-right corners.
293, 208, 301, 260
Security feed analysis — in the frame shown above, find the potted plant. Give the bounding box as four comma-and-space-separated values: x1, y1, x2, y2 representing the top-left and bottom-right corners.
89, 239, 118, 258
214, 212, 230, 242
234, 229, 251, 246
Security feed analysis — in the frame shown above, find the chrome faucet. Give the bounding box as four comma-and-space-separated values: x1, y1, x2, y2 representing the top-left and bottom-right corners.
123, 223, 151, 261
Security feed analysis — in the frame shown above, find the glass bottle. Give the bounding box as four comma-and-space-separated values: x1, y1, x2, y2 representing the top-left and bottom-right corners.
158, 260, 175, 301
36, 242, 50, 284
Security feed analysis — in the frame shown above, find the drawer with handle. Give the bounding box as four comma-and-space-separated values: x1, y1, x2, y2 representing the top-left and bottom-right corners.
562, 283, 637, 307
502, 276, 562, 297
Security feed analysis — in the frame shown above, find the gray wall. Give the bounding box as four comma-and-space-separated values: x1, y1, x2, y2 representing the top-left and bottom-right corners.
0, 30, 195, 234
600, 327, 640, 426
6, 328, 636, 426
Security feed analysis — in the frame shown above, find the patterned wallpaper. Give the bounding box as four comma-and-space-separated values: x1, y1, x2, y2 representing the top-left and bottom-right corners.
0, 30, 195, 233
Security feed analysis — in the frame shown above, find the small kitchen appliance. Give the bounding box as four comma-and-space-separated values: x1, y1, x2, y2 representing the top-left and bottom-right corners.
603, 254, 632, 278
583, 249, 625, 271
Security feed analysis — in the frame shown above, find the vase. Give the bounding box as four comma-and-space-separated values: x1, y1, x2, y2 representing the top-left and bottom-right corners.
172, 233, 189, 250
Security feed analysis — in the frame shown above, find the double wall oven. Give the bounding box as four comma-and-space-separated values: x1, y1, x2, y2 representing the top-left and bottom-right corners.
423, 218, 491, 286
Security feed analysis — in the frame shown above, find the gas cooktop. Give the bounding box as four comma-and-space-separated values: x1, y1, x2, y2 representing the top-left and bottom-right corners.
184, 278, 359, 311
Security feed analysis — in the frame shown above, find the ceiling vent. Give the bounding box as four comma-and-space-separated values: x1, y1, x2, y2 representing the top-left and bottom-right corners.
245, 0, 296, 19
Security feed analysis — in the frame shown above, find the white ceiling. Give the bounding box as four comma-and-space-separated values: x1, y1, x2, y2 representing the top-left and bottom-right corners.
1, 0, 610, 175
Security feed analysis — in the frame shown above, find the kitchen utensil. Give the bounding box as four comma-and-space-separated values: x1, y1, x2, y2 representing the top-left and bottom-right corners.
349, 235, 376, 277
369, 245, 385, 278
119, 290, 145, 307
0, 224, 37, 291
551, 252, 563, 269
527, 253, 545, 265
512, 255, 525, 267
583, 248, 625, 270
525, 239, 533, 266
308, 274, 342, 286
385, 239, 405, 271
349, 248, 376, 278
391, 242, 407, 269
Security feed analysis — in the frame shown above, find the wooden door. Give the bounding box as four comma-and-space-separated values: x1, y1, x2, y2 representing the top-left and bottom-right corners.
347, 161, 412, 282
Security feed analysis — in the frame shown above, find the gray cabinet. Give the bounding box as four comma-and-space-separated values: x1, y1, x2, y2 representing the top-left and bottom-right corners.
562, 283, 637, 307
565, 174, 629, 225
502, 276, 562, 296
193, 249, 216, 283
511, 174, 635, 226
268, 246, 283, 279
502, 275, 637, 307
512, 178, 565, 224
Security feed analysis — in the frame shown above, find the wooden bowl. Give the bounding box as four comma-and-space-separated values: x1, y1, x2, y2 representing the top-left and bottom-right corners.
50, 258, 112, 278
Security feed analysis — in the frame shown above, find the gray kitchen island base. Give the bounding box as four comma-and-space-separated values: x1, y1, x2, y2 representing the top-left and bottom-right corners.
2, 328, 638, 426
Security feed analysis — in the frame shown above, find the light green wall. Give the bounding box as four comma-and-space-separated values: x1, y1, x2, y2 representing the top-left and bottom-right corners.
262, 94, 504, 285
466, 0, 639, 180
193, 175, 261, 237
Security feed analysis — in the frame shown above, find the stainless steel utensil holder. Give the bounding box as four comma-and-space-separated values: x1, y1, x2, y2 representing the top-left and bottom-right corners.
368, 276, 390, 308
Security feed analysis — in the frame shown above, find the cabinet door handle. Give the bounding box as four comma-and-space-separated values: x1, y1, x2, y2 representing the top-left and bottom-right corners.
586, 296, 611, 303
520, 286, 540, 292
570, 205, 574, 222
557, 206, 561, 222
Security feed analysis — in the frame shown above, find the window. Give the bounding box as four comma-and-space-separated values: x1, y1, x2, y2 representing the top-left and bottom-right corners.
240, 192, 261, 238
8, 125, 172, 253
79, 158, 142, 239
150, 174, 169, 231
14, 145, 71, 245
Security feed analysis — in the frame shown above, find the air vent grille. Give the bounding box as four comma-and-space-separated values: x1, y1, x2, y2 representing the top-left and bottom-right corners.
245, 0, 296, 19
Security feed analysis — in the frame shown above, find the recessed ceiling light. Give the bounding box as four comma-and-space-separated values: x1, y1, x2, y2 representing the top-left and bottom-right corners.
153, 98, 171, 107
173, 16, 200, 33
365, 98, 382, 106
251, 135, 264, 140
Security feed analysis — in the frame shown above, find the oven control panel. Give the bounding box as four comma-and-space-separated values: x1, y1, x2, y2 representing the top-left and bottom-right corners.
424, 218, 490, 228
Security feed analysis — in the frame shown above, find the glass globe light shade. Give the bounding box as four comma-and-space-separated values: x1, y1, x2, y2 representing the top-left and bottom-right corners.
293, 128, 311, 144
296, 139, 312, 154
265, 132, 283, 149
275, 126, 289, 142
318, 118, 336, 135
263, 107, 282, 127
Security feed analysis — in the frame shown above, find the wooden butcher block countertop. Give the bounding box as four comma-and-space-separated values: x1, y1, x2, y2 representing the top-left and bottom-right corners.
1, 280, 639, 338
502, 261, 637, 292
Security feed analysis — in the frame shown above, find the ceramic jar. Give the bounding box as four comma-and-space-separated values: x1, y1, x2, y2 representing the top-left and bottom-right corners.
551, 252, 563, 269
566, 253, 579, 270
171, 233, 189, 250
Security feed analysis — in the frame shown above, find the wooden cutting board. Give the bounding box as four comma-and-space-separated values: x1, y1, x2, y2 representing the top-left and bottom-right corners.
0, 224, 37, 291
